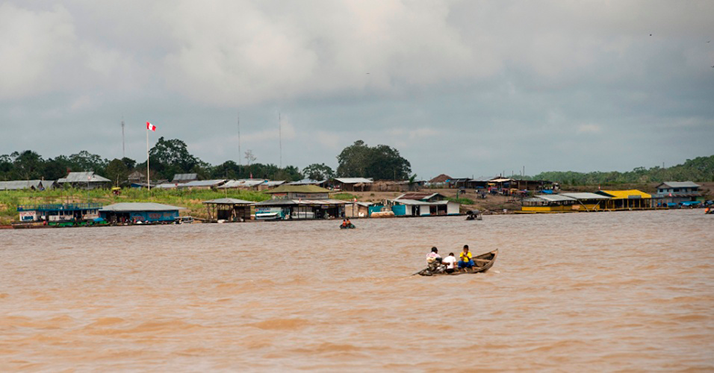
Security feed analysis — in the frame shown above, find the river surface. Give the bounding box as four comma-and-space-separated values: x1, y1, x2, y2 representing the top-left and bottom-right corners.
1, 209, 713, 371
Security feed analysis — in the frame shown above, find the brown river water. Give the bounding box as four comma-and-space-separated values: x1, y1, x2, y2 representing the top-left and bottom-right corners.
1, 209, 713, 371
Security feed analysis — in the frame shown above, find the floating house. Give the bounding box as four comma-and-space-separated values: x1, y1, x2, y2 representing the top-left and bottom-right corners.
99, 203, 185, 224
253, 185, 347, 220
389, 192, 460, 216
560, 192, 611, 211
521, 194, 577, 212
202, 198, 254, 222
521, 193, 610, 212
654, 182, 701, 205
17, 203, 103, 223
345, 202, 373, 218
57, 172, 111, 189
0, 179, 55, 191
596, 190, 653, 210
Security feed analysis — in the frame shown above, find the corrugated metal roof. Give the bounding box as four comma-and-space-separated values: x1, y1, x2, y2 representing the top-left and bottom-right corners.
265, 184, 330, 194
172, 173, 198, 182
0, 180, 43, 190
217, 179, 266, 188
254, 199, 298, 206
657, 181, 700, 188
533, 195, 576, 202
255, 198, 347, 206
100, 203, 186, 212
287, 179, 325, 185
396, 192, 443, 201
262, 180, 286, 187
58, 172, 110, 183
334, 177, 373, 184
202, 198, 255, 205
391, 199, 458, 206
154, 183, 178, 189
560, 192, 610, 200
183, 179, 226, 187
598, 190, 652, 199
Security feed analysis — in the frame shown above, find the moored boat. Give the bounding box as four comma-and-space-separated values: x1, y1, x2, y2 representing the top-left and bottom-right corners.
416, 249, 498, 276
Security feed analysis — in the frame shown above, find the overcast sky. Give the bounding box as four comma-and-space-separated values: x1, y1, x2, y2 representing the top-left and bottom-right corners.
1, 1, 713, 179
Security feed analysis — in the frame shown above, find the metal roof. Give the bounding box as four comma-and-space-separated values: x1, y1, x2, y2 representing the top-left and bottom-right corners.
172, 173, 198, 182
0, 180, 44, 190
396, 192, 443, 201
100, 203, 186, 212
217, 179, 266, 188
154, 183, 178, 189
334, 177, 373, 184
287, 179, 325, 185
58, 172, 110, 183
255, 199, 347, 206
202, 198, 255, 205
560, 192, 610, 200
656, 181, 700, 188
265, 184, 330, 194
262, 180, 286, 187
533, 195, 576, 202
183, 179, 226, 187
391, 199, 457, 206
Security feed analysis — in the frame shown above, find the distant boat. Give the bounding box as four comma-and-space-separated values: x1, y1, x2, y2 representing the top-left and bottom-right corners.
416, 249, 498, 276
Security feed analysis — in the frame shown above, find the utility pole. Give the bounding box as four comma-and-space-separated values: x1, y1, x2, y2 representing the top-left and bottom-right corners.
278, 113, 282, 170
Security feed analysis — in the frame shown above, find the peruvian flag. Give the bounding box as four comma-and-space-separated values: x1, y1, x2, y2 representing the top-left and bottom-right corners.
146, 122, 157, 131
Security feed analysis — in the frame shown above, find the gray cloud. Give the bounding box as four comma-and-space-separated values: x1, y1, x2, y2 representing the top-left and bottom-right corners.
1, 0, 713, 179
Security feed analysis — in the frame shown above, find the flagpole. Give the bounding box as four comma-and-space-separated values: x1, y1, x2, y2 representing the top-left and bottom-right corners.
147, 126, 150, 192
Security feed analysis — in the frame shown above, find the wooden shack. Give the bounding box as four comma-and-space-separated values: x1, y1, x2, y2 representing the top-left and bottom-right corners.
202, 198, 254, 222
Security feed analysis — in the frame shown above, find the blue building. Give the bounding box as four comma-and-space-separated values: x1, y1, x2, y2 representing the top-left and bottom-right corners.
17, 203, 103, 223
99, 203, 185, 224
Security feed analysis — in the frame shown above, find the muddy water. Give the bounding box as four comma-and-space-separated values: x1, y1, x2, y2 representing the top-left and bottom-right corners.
1, 210, 713, 371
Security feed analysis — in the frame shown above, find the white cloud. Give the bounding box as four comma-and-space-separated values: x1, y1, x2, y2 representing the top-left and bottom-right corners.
577, 124, 602, 134
0, 4, 76, 99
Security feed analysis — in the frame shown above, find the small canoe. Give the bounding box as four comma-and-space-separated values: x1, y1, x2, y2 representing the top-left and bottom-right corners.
416, 249, 498, 276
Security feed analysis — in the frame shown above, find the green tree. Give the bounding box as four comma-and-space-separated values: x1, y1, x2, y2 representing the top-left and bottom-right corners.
0, 154, 12, 180
68, 150, 108, 174
302, 163, 335, 180
11, 150, 44, 179
146, 137, 200, 179
336, 140, 412, 180
105, 158, 129, 186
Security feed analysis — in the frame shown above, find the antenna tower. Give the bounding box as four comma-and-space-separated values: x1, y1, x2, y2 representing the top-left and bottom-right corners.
237, 112, 242, 166
121, 118, 125, 158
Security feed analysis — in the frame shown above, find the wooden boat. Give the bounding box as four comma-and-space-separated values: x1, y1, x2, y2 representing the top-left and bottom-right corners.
416, 249, 498, 276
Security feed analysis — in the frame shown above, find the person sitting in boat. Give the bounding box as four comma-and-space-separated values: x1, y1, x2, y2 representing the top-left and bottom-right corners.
346, 218, 354, 228
426, 247, 441, 265
425, 247, 445, 274
442, 252, 457, 274
458, 245, 474, 271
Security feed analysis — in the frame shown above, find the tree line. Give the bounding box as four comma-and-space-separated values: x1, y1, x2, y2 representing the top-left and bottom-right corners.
532, 155, 714, 185
0, 139, 413, 185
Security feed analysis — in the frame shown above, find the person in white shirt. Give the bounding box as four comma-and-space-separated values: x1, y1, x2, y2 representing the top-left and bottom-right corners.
442, 253, 457, 274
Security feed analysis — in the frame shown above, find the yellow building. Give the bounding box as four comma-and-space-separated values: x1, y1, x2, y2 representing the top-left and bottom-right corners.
596, 190, 653, 210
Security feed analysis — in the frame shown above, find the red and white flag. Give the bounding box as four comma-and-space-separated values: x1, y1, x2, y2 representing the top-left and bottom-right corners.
146, 122, 157, 131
